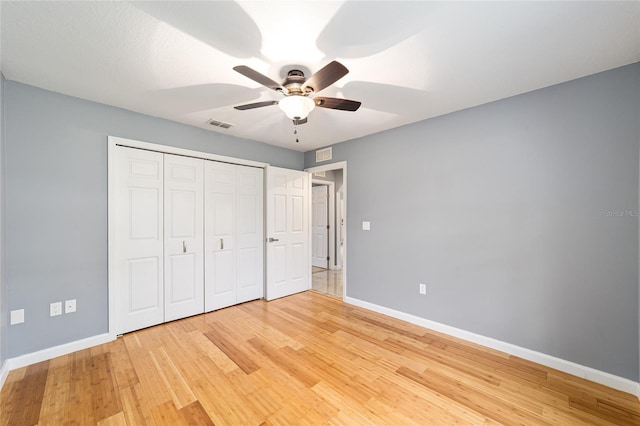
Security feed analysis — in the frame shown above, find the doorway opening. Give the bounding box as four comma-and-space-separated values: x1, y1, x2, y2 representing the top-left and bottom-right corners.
306, 162, 346, 299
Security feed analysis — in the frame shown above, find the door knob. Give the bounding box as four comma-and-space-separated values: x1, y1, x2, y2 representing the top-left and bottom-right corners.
268, 237, 279, 242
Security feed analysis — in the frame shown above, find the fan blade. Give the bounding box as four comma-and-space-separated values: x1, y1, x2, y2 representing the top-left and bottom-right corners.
233, 66, 283, 91
314, 97, 361, 111
293, 117, 308, 126
302, 61, 348, 93
234, 100, 279, 110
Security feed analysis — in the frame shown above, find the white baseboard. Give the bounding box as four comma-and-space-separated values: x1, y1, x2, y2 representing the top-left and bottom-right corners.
344, 296, 640, 398
0, 333, 113, 390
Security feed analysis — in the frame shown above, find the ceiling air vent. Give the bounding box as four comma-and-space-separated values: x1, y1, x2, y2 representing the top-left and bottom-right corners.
316, 147, 332, 163
206, 119, 233, 129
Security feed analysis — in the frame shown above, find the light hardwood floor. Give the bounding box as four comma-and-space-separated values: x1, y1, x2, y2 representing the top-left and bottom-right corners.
2, 291, 639, 425
312, 268, 343, 299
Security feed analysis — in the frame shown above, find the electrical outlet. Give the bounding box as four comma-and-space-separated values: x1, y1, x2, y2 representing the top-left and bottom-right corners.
65, 299, 76, 314
50, 302, 62, 317
419, 283, 427, 295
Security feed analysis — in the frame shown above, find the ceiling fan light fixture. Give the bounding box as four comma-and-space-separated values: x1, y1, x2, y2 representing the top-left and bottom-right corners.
279, 95, 315, 120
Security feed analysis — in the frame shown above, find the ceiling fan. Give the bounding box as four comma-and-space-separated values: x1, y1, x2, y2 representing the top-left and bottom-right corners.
233, 61, 361, 125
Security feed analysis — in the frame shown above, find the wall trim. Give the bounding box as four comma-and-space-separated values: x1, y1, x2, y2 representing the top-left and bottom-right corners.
0, 333, 113, 389
344, 296, 640, 398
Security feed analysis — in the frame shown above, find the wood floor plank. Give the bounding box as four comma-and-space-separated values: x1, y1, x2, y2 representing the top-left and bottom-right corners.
108, 335, 140, 389
150, 400, 189, 426
248, 337, 320, 387
311, 380, 385, 424
205, 322, 261, 374
64, 350, 98, 425
6, 360, 49, 426
185, 329, 239, 374
37, 356, 71, 426
568, 397, 640, 426
179, 400, 214, 426
373, 373, 489, 425
149, 347, 196, 409
96, 411, 127, 426
397, 365, 553, 425
2, 291, 639, 425
119, 384, 153, 426
122, 341, 173, 411
89, 352, 123, 422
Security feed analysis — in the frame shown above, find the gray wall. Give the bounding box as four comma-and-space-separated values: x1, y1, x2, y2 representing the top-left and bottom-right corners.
305, 63, 640, 381
4, 81, 303, 358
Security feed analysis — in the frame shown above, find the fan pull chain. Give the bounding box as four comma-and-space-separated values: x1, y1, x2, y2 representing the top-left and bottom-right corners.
294, 124, 299, 143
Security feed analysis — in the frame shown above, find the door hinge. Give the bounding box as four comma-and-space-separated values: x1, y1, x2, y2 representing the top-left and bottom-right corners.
327, 256, 330, 261
327, 225, 330, 229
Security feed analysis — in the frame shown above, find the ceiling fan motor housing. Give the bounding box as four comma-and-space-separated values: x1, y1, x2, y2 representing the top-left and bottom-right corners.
284, 70, 313, 95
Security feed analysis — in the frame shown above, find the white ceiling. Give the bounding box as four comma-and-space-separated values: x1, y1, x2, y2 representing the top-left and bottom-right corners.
1, 1, 639, 152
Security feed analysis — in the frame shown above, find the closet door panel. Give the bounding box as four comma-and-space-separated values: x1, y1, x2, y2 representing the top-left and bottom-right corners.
205, 161, 237, 311
164, 154, 204, 322
236, 166, 264, 303
168, 255, 196, 303
128, 258, 161, 312
114, 147, 164, 334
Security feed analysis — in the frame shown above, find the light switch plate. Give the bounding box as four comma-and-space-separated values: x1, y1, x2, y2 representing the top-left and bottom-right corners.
362, 221, 371, 231
10, 309, 25, 325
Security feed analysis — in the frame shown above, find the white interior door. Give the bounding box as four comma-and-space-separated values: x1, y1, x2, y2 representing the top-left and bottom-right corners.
236, 165, 264, 304
114, 146, 164, 334
311, 185, 329, 269
164, 154, 204, 322
266, 166, 310, 300
204, 161, 237, 311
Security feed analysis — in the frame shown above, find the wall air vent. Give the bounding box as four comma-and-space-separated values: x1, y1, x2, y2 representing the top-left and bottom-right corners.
314, 171, 326, 177
316, 147, 332, 163
206, 119, 233, 129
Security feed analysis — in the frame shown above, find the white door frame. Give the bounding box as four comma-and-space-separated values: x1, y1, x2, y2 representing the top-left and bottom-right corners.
305, 161, 347, 299
108, 136, 266, 339
336, 190, 344, 269
311, 180, 335, 269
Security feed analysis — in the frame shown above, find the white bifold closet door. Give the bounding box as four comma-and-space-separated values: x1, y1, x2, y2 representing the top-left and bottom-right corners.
114, 147, 165, 334
115, 148, 205, 334
115, 145, 263, 334
205, 161, 263, 311
164, 154, 204, 322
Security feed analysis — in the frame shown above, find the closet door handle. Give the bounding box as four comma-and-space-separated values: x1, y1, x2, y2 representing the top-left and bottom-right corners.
183, 241, 186, 253
268, 237, 279, 243
220, 238, 224, 250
